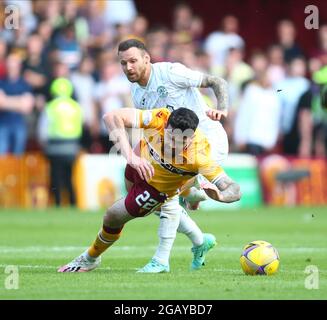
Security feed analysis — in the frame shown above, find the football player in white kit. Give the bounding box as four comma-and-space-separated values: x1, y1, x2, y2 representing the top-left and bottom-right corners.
117, 39, 229, 272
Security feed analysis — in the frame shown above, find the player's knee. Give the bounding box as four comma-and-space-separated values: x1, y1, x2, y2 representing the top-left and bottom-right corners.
103, 208, 122, 226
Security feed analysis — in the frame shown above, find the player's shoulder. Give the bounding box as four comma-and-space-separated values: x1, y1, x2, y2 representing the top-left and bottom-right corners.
152, 61, 186, 76
140, 107, 170, 128
151, 107, 171, 119
151, 62, 172, 79
152, 61, 173, 71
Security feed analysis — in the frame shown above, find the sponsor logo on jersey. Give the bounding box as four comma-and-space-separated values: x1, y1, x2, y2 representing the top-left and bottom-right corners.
144, 138, 196, 177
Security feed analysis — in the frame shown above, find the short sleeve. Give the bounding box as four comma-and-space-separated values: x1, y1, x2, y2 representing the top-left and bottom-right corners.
197, 156, 225, 182
168, 63, 203, 88
194, 143, 225, 182
136, 108, 170, 129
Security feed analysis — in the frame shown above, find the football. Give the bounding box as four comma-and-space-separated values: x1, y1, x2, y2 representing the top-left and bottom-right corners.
240, 240, 280, 275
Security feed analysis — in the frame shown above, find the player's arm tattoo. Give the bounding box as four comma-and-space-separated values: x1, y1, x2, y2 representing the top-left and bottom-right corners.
214, 175, 241, 203
200, 74, 229, 111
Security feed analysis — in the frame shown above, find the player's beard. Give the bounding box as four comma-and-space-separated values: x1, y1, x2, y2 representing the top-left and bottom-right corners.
126, 65, 147, 83
135, 65, 147, 84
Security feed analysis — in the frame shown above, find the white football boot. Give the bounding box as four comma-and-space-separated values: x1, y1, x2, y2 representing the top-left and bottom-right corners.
58, 251, 101, 273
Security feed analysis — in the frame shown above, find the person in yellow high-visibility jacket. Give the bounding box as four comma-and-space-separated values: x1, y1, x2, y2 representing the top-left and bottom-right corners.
38, 77, 83, 206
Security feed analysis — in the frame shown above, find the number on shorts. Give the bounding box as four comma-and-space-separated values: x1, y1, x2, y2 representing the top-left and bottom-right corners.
135, 191, 159, 210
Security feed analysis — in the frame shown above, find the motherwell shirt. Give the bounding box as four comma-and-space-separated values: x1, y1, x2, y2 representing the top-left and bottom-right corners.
132, 108, 225, 197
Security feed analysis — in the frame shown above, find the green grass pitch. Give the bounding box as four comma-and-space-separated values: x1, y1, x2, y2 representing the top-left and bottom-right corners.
0, 206, 326, 300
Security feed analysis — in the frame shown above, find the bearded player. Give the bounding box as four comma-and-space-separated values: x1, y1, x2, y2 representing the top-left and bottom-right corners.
117, 39, 229, 272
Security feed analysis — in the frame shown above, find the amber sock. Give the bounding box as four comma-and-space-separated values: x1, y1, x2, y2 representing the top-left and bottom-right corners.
87, 225, 123, 258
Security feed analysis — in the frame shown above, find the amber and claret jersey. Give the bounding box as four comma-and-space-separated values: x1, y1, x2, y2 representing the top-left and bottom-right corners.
133, 108, 225, 197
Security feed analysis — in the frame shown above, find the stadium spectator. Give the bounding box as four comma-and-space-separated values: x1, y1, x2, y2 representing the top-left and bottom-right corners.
234, 68, 281, 155
114, 23, 132, 44
172, 2, 193, 33
61, 0, 89, 48
276, 19, 304, 63
103, 0, 137, 27
22, 32, 50, 148
34, 19, 54, 63
189, 15, 205, 46
53, 22, 82, 70
281, 63, 327, 158
194, 49, 211, 73
213, 47, 254, 148
82, 0, 111, 54
130, 14, 149, 42
204, 15, 245, 68
43, 60, 71, 103
266, 44, 286, 85
93, 59, 132, 152
146, 26, 171, 62
71, 55, 97, 151
0, 53, 34, 155
35, 0, 62, 30
310, 24, 327, 65
214, 47, 253, 108
275, 57, 309, 142
192, 49, 217, 107
37, 78, 82, 206
23, 33, 49, 95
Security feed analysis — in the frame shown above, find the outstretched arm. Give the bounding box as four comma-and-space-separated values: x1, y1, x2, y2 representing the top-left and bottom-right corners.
200, 74, 229, 120
103, 109, 154, 180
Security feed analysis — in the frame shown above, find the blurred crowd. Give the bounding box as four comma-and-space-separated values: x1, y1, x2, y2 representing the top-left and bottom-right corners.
0, 0, 327, 160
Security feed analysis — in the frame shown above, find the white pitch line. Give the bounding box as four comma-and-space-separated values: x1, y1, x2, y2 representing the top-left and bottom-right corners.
0, 264, 136, 271
0, 264, 325, 274
0, 246, 327, 254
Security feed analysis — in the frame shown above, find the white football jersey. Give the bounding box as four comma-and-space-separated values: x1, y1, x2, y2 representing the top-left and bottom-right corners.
131, 62, 228, 164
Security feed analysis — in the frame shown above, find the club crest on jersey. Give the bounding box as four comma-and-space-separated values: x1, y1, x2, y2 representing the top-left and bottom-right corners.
157, 86, 168, 98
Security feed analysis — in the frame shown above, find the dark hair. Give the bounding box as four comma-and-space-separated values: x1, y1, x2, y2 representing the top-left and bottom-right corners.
118, 39, 148, 53
167, 108, 199, 132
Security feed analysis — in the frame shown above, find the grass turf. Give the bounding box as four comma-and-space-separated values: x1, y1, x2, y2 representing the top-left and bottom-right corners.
0, 206, 326, 300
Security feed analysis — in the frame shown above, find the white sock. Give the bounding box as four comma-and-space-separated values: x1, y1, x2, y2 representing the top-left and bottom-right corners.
153, 211, 180, 265
153, 198, 181, 265
177, 208, 204, 247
